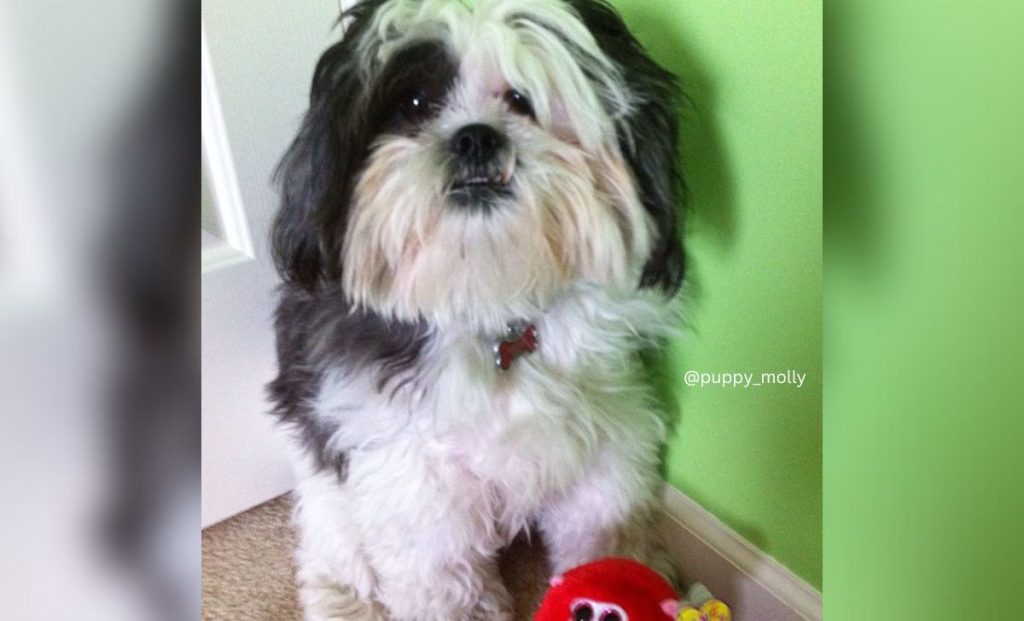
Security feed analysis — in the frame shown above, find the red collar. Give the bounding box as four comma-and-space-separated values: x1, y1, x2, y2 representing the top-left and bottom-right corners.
494, 323, 539, 371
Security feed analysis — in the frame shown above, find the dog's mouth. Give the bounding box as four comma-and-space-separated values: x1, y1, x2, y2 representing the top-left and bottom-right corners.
447, 156, 517, 207
451, 173, 509, 191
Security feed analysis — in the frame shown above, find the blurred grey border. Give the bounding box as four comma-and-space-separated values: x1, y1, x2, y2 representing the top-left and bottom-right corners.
0, 0, 198, 619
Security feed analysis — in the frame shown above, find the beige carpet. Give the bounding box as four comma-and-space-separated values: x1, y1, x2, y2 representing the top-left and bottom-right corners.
202, 495, 550, 620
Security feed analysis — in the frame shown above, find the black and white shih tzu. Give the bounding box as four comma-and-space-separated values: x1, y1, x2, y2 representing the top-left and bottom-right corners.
268, 0, 684, 618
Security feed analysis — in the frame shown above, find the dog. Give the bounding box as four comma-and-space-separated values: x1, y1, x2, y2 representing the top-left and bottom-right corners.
268, 0, 683, 618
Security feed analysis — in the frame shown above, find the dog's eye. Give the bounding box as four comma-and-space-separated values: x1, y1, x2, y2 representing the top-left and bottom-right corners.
504, 89, 535, 118
399, 90, 433, 122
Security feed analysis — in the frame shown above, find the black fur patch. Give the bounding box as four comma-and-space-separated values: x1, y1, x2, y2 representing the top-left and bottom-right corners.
267, 285, 430, 481
372, 41, 459, 135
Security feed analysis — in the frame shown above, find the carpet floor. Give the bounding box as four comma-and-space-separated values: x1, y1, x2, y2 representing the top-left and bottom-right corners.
202, 495, 551, 620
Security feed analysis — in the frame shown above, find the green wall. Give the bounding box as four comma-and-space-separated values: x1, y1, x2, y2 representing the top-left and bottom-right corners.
608, 1, 823, 588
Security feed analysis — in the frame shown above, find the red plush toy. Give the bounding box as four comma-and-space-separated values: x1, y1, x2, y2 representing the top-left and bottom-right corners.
535, 558, 680, 621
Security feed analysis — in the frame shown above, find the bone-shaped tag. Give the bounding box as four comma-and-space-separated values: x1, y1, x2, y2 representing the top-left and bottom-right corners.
495, 323, 539, 371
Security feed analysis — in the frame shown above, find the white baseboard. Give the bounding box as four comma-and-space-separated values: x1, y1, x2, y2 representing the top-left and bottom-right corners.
658, 485, 822, 621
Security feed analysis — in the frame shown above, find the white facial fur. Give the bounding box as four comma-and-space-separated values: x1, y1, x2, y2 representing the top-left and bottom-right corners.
341, 0, 653, 329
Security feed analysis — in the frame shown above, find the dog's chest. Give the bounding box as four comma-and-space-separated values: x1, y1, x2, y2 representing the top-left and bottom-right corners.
417, 316, 629, 495
317, 289, 667, 505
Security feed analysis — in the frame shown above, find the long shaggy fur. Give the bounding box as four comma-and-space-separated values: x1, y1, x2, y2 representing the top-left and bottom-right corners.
268, 1, 684, 619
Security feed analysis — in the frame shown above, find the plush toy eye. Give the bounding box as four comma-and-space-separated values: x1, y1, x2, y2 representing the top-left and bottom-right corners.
572, 602, 595, 621
600, 612, 622, 621
504, 89, 535, 118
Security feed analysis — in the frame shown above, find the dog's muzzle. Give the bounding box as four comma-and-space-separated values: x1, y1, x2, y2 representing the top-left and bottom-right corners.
447, 123, 515, 210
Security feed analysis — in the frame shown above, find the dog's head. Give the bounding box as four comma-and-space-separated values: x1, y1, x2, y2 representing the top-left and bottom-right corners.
273, 0, 683, 326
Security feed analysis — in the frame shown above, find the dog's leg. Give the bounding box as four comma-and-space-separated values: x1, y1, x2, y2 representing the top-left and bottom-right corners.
297, 525, 510, 621
291, 467, 386, 621
537, 445, 676, 582
362, 498, 513, 621
290, 442, 514, 621
372, 553, 511, 621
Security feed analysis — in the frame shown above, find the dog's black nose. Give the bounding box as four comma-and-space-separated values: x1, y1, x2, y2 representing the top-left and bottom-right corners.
451, 124, 506, 162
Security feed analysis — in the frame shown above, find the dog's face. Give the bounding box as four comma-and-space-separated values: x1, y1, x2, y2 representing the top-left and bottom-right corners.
274, 0, 683, 326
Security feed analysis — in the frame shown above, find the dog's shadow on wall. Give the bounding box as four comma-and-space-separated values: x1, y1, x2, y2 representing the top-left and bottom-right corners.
618, 7, 738, 458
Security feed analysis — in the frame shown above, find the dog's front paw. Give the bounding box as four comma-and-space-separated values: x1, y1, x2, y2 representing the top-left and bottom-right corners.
466, 588, 514, 621
300, 578, 387, 621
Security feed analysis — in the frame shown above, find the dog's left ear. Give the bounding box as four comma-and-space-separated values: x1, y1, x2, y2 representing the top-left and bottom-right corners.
569, 0, 685, 294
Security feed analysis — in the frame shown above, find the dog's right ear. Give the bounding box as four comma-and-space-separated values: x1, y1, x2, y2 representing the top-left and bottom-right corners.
271, 106, 329, 289
271, 17, 374, 291
270, 39, 354, 291
273, 1, 391, 290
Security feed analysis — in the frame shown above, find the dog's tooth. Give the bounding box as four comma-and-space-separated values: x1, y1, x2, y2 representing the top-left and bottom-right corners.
501, 149, 517, 185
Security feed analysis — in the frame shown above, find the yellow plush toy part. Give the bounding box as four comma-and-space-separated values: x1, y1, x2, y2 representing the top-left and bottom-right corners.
700, 599, 731, 621
676, 583, 732, 621
675, 604, 706, 621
